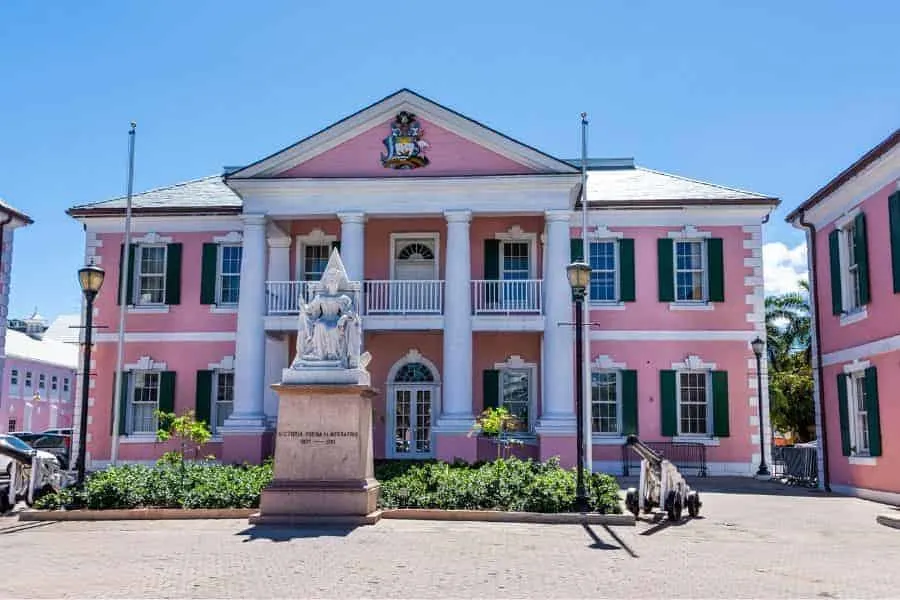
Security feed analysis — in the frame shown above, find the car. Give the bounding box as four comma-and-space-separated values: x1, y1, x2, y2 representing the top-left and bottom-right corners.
11, 433, 71, 469
42, 428, 73, 437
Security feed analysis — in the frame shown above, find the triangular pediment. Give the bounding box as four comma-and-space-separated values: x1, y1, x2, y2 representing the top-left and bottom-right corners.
227, 89, 578, 179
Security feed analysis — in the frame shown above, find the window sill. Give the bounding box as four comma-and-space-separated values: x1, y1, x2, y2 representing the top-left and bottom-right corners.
591, 435, 627, 445
669, 302, 714, 311
117, 434, 159, 444
127, 305, 170, 314
671, 436, 721, 446
590, 302, 626, 311
848, 455, 877, 466
482, 434, 539, 446
209, 306, 238, 314
839, 308, 868, 327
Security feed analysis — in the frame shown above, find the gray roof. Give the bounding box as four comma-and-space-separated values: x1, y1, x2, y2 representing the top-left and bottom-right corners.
67, 175, 241, 216
0, 197, 33, 224
585, 166, 777, 205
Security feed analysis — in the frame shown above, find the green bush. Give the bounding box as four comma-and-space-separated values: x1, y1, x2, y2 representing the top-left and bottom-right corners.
35, 456, 620, 514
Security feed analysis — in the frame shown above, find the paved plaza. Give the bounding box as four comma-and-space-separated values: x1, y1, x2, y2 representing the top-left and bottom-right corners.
1, 481, 898, 599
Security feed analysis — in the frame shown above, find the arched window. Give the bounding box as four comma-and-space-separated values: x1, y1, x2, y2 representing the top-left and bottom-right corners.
393, 362, 435, 383
396, 243, 435, 261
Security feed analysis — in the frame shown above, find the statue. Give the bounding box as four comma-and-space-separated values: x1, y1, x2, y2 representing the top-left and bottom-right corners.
288, 249, 370, 382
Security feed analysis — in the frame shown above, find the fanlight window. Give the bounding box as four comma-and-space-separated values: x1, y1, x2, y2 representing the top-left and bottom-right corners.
396, 243, 434, 261
394, 362, 435, 383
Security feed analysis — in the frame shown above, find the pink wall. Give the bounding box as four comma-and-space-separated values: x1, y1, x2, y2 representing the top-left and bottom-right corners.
473, 332, 542, 415
93, 232, 239, 334
276, 118, 537, 178
287, 219, 341, 279
364, 218, 448, 280
822, 353, 900, 494
815, 180, 900, 354
2, 356, 75, 433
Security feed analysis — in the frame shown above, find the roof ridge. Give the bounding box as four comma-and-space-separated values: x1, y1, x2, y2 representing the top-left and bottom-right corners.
634, 165, 773, 198
71, 174, 223, 209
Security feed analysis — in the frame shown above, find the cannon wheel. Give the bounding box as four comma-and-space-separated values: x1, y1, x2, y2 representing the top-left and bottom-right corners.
625, 488, 639, 517
686, 491, 701, 518
665, 490, 683, 521
0, 489, 10, 514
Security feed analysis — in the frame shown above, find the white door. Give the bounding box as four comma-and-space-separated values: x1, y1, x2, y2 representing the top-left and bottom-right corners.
392, 239, 438, 312
389, 361, 437, 458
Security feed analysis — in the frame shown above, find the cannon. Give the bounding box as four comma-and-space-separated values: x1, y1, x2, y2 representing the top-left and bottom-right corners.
624, 435, 701, 521
0, 435, 66, 512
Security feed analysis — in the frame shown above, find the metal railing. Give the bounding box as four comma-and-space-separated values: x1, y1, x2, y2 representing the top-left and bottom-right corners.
265, 281, 313, 314
364, 280, 443, 314
771, 445, 818, 486
471, 279, 543, 315
621, 441, 708, 477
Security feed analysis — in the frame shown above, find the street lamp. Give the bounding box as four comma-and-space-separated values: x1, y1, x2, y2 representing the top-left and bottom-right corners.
76, 262, 105, 487
750, 336, 770, 477
566, 260, 591, 512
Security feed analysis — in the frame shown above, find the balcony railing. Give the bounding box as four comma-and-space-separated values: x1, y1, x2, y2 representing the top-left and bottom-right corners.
266, 281, 312, 314
365, 280, 443, 314
471, 279, 543, 315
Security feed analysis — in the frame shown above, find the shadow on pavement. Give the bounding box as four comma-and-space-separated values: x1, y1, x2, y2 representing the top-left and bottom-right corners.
236, 524, 355, 542
581, 523, 639, 558
617, 476, 823, 497
0, 521, 58, 535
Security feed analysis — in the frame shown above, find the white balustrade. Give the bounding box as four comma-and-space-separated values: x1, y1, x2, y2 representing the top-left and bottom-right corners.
365, 280, 443, 314
471, 279, 543, 314
265, 281, 314, 314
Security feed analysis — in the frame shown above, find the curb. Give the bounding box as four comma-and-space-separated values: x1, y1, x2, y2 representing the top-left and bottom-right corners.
876, 512, 900, 530
18, 507, 634, 526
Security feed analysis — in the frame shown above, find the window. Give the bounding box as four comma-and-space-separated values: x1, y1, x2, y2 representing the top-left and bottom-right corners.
135, 245, 167, 305
7, 419, 15, 432
10, 369, 18, 387
51, 376, 58, 391
678, 372, 710, 435
843, 221, 863, 313
591, 371, 620, 434
25, 371, 32, 388
303, 244, 331, 281
38, 374, 46, 390
217, 245, 242, 305
846, 371, 871, 456
501, 241, 530, 281
674, 240, 706, 302
62, 378, 70, 393
129, 371, 160, 434
212, 372, 234, 433
500, 368, 532, 432
589, 241, 618, 302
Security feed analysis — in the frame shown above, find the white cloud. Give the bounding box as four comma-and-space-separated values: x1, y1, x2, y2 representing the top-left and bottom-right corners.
763, 242, 808, 296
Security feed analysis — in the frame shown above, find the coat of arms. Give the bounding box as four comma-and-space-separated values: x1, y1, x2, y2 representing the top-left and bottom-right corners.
380, 111, 430, 169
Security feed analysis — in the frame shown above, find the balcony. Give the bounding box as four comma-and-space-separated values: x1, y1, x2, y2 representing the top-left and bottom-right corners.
364, 280, 443, 314
471, 279, 542, 315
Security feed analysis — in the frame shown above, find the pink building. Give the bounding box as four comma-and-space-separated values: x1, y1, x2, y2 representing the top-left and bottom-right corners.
68, 89, 777, 475
787, 128, 900, 504
0, 198, 33, 421
1, 327, 77, 433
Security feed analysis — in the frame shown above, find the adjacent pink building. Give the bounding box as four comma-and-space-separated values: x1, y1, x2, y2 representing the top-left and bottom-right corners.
787, 128, 900, 504
0, 198, 33, 422
68, 89, 778, 475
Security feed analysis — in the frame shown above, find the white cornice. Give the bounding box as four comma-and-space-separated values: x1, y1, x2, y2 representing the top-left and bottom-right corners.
574, 205, 771, 227
229, 91, 578, 178
83, 215, 243, 234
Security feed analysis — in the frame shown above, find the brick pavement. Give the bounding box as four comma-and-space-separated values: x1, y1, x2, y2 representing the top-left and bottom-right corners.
1, 486, 898, 599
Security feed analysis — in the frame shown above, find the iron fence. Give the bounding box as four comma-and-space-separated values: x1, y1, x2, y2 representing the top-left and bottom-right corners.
771, 445, 818, 487
621, 441, 708, 477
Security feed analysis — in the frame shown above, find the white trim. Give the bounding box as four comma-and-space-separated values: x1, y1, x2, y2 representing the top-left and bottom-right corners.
822, 333, 900, 366
94, 331, 236, 343
295, 229, 338, 281
672, 237, 709, 303
590, 302, 626, 311
586, 238, 620, 304
132, 243, 169, 308
848, 456, 878, 466
833, 207, 861, 230
213, 231, 243, 244
208, 355, 236, 371
671, 354, 717, 370
576, 206, 774, 228
842, 359, 871, 374
386, 349, 442, 383
209, 306, 238, 314
385, 349, 441, 460
672, 436, 721, 446
667, 225, 712, 239
829, 483, 900, 507
472, 315, 544, 332
127, 305, 170, 314
839, 308, 868, 327
389, 232, 441, 281
215, 243, 242, 306
591, 354, 627, 370
590, 329, 755, 342
495, 227, 538, 279
132, 231, 173, 245
124, 355, 167, 372
495, 356, 539, 433
669, 302, 714, 311
587, 225, 623, 240
81, 216, 243, 234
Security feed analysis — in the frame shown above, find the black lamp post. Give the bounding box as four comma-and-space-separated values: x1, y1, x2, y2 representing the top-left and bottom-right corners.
750, 336, 770, 477
566, 260, 592, 512
76, 262, 105, 487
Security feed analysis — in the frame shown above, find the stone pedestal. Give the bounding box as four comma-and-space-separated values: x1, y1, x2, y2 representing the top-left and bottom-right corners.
250, 383, 382, 526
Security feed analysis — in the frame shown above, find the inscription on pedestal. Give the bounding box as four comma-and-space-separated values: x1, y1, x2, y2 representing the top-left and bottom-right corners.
278, 430, 360, 447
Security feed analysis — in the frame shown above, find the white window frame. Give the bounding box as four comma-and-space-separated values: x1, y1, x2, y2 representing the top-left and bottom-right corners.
62, 377, 70, 396
10, 369, 18, 393
216, 244, 242, 306
295, 229, 337, 282
591, 370, 622, 435
133, 244, 168, 306
495, 355, 538, 435
389, 233, 440, 280
24, 371, 32, 390
127, 370, 162, 436
211, 370, 235, 435
495, 226, 537, 280
843, 360, 873, 459
837, 218, 865, 318
673, 239, 708, 303
676, 370, 712, 437
38, 373, 46, 390
385, 349, 441, 459
588, 239, 619, 304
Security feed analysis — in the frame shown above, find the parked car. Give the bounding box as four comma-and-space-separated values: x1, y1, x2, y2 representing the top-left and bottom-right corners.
43, 428, 73, 437
12, 433, 70, 469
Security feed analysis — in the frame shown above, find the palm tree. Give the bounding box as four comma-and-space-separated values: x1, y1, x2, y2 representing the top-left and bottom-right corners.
765, 280, 810, 370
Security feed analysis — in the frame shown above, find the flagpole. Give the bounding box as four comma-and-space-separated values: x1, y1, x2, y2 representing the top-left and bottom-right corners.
580, 113, 593, 476
110, 122, 137, 466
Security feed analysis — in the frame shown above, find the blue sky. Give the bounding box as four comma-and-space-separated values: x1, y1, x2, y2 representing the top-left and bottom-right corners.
1, 0, 898, 323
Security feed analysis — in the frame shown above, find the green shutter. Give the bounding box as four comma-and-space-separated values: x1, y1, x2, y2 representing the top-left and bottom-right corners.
159, 371, 176, 415
853, 213, 871, 305
657, 239, 674, 302
484, 240, 500, 280
864, 366, 882, 457
331, 240, 341, 253
482, 369, 499, 410
837, 373, 851, 456
711, 370, 730, 437
889, 191, 900, 293
660, 370, 677, 436
618, 239, 635, 302
200, 243, 218, 305
195, 371, 213, 427
707, 238, 725, 302
828, 230, 843, 315
165, 243, 182, 305
117, 244, 136, 306
570, 238, 584, 262
112, 371, 129, 435
620, 369, 638, 435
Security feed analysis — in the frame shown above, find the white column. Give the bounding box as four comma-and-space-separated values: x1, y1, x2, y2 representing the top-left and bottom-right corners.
436, 210, 473, 430
537, 209, 576, 433
263, 229, 291, 427
338, 212, 366, 282
224, 214, 268, 431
